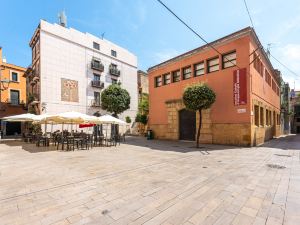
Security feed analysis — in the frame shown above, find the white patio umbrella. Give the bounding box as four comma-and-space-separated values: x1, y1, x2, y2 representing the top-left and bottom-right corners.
52, 111, 99, 133
32, 114, 58, 134
98, 115, 126, 139
1, 113, 37, 122
98, 115, 126, 125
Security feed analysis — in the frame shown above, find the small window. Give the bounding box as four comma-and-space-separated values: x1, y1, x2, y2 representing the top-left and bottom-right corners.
93, 73, 100, 81
163, 73, 171, 85
93, 42, 100, 50
111, 50, 117, 57
183, 67, 191, 80
254, 105, 259, 126
194, 62, 205, 76
260, 107, 264, 126
266, 109, 269, 126
222, 51, 236, 69
296, 118, 300, 122
11, 72, 18, 82
155, 76, 162, 87
172, 70, 181, 82
207, 57, 219, 73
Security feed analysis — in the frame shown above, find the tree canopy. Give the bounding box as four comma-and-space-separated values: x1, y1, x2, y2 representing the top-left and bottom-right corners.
183, 84, 216, 111
101, 84, 130, 117
183, 83, 216, 148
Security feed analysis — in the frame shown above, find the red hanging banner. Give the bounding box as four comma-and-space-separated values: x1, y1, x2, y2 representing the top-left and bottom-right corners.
233, 68, 247, 106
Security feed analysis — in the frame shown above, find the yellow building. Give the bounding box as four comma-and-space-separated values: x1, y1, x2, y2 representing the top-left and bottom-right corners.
0, 47, 27, 136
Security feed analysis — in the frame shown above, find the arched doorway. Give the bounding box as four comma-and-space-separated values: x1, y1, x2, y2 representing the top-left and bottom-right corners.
179, 109, 196, 141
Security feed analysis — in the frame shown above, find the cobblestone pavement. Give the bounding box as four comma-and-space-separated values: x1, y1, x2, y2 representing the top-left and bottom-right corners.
0, 135, 299, 225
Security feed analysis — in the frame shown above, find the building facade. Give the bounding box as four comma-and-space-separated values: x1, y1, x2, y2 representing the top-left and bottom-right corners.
0, 47, 27, 135
148, 27, 281, 146
290, 89, 300, 133
137, 70, 149, 100
25, 20, 138, 122
280, 81, 291, 134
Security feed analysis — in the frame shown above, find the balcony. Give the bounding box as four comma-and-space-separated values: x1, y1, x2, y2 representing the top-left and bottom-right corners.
90, 99, 101, 107
109, 67, 121, 76
91, 80, 104, 89
91, 60, 104, 72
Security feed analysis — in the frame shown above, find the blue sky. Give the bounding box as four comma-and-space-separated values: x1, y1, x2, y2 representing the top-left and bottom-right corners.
0, 0, 299, 89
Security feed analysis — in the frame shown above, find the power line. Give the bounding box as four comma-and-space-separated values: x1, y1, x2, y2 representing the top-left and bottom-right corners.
242, 0, 300, 80
267, 52, 299, 79
243, 0, 255, 28
155, 0, 240, 69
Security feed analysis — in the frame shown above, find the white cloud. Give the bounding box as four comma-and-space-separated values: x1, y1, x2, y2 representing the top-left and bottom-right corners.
274, 44, 300, 90
272, 15, 300, 42
153, 49, 180, 63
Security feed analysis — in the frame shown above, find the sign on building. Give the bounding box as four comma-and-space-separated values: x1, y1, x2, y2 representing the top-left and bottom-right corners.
61, 78, 79, 102
233, 68, 247, 106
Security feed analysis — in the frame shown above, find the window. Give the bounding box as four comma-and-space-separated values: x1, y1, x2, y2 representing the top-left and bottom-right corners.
111, 50, 117, 57
93, 73, 100, 81
11, 72, 18, 82
93, 42, 100, 50
222, 51, 236, 69
254, 105, 259, 126
266, 109, 269, 125
172, 70, 181, 82
91, 58, 104, 71
296, 118, 300, 123
183, 67, 191, 80
163, 73, 171, 85
155, 76, 162, 87
94, 92, 101, 106
260, 107, 264, 126
10, 90, 20, 105
253, 53, 263, 76
265, 69, 271, 86
194, 62, 205, 76
269, 110, 272, 125
207, 57, 219, 73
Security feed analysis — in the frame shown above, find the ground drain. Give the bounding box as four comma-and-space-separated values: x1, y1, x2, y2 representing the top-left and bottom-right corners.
274, 154, 291, 157
266, 164, 286, 169
202, 166, 207, 168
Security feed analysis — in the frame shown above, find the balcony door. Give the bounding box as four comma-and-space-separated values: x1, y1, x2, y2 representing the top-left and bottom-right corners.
94, 92, 100, 106
10, 90, 20, 105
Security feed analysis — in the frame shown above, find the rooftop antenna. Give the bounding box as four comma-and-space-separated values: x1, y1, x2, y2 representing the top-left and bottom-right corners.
58, 10, 67, 27
266, 43, 275, 58
101, 32, 105, 40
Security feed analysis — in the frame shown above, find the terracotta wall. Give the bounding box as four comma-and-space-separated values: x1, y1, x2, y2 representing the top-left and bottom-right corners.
149, 36, 251, 127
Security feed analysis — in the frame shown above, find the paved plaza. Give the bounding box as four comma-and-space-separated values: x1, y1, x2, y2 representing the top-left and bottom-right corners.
0, 135, 299, 225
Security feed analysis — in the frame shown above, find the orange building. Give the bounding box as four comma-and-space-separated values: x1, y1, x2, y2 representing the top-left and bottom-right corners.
0, 47, 27, 135
148, 27, 281, 146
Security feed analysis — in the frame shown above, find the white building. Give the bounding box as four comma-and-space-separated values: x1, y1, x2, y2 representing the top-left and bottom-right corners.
26, 19, 138, 123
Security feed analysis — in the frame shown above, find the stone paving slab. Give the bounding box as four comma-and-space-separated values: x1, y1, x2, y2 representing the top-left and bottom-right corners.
0, 135, 299, 224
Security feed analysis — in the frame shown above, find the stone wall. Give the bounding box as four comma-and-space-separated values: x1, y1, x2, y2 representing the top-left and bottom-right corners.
213, 123, 251, 146
150, 98, 281, 146
150, 99, 212, 142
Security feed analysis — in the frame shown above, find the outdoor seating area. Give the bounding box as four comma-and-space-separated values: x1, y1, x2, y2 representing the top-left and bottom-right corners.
2, 112, 127, 151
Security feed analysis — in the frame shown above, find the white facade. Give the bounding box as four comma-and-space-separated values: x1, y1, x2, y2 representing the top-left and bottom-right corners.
37, 20, 138, 121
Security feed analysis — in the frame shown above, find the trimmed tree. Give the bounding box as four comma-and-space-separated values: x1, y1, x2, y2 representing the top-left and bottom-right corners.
183, 84, 216, 148
101, 84, 131, 118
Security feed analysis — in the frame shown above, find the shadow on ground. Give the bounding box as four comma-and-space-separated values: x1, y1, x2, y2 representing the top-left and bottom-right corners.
124, 136, 241, 154
259, 134, 300, 151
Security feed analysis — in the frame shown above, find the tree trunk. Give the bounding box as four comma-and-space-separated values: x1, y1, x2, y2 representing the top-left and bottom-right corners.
196, 109, 202, 148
